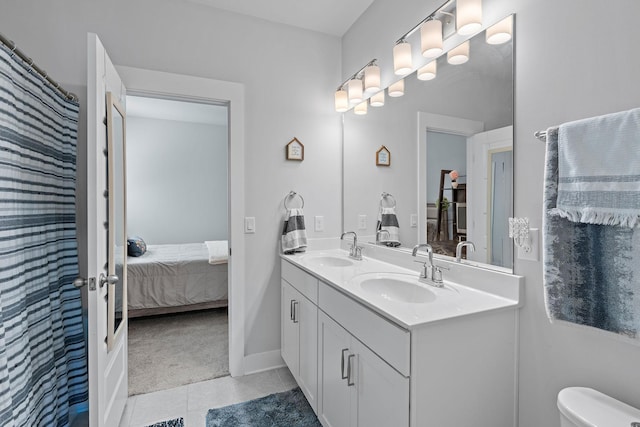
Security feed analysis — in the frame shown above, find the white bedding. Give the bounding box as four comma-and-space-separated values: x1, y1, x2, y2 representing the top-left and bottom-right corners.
127, 243, 228, 312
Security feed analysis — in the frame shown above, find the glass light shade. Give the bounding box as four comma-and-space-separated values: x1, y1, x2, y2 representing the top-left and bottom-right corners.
334, 89, 349, 112
393, 41, 413, 76
354, 101, 368, 115
388, 79, 405, 97
417, 61, 437, 81
447, 41, 470, 65
364, 64, 381, 93
457, 0, 482, 35
370, 91, 385, 107
420, 19, 443, 58
486, 15, 512, 44
348, 79, 363, 104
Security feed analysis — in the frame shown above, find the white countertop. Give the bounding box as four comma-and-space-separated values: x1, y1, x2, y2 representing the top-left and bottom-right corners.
281, 248, 521, 330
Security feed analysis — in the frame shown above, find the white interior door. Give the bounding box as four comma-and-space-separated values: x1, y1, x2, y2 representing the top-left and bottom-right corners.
87, 33, 128, 427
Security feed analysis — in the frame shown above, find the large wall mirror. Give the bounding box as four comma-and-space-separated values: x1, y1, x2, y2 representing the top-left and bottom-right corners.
343, 15, 514, 271
106, 92, 127, 351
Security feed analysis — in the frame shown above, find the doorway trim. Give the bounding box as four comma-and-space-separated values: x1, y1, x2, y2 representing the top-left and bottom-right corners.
117, 66, 245, 377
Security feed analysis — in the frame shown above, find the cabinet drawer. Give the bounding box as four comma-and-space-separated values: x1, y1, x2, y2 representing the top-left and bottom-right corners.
281, 259, 318, 304
319, 282, 410, 377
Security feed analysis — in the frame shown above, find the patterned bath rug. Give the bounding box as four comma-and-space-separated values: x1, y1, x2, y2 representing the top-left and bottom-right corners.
206, 387, 320, 427
145, 417, 184, 427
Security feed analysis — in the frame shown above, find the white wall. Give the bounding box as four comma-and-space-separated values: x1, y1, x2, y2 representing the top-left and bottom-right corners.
126, 116, 228, 244
343, 1, 640, 426
0, 0, 342, 362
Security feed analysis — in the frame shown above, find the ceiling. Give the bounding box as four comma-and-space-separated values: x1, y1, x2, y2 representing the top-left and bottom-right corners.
185, 0, 375, 37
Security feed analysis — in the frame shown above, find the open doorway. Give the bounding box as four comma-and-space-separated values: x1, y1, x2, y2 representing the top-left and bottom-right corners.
124, 95, 230, 395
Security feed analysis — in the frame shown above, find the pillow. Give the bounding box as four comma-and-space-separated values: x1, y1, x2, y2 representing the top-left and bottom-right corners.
127, 236, 147, 257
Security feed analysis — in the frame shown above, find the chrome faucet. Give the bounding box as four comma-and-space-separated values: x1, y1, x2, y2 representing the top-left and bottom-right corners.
456, 241, 476, 263
412, 243, 444, 287
376, 229, 390, 244
341, 231, 363, 260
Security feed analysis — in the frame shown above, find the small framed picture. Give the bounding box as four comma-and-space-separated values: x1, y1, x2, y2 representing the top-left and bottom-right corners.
376, 145, 391, 166
286, 137, 304, 161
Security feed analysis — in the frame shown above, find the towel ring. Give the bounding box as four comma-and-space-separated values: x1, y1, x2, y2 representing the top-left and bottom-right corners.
380, 192, 396, 208
284, 191, 304, 209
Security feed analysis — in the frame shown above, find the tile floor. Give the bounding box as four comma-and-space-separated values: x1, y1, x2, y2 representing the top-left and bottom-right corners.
119, 367, 297, 427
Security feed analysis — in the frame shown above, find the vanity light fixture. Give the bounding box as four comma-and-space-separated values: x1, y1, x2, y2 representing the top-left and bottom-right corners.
364, 63, 381, 93
370, 90, 385, 107
334, 58, 377, 112
447, 40, 470, 64
393, 40, 413, 76
421, 19, 443, 58
388, 79, 405, 97
417, 61, 437, 80
334, 89, 349, 112
486, 15, 512, 44
354, 100, 368, 115
348, 78, 363, 104
456, 0, 482, 35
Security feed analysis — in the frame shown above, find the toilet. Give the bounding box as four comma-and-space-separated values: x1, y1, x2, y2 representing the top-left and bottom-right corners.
558, 387, 640, 426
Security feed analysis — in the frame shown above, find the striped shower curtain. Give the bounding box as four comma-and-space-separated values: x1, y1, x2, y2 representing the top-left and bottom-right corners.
0, 43, 88, 426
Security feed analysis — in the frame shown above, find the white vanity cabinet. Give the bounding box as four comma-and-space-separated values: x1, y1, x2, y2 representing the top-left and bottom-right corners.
281, 261, 318, 413
317, 311, 409, 427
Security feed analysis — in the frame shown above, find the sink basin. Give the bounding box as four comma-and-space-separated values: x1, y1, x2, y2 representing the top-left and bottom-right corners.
355, 274, 436, 304
305, 255, 354, 268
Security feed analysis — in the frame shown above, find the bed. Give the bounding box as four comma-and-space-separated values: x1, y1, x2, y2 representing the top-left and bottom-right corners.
127, 242, 228, 317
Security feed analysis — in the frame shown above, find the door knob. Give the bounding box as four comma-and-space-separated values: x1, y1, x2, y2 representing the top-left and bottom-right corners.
99, 273, 119, 288
73, 277, 88, 288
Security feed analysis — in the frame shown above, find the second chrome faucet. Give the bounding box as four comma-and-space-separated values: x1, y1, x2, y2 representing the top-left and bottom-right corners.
341, 231, 363, 260
412, 243, 446, 287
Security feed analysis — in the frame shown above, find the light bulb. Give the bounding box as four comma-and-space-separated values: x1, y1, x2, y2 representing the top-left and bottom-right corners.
447, 41, 469, 65
457, 0, 482, 36
393, 41, 412, 76
388, 79, 405, 97
348, 79, 363, 104
364, 64, 381, 93
370, 91, 385, 107
486, 15, 512, 44
334, 89, 349, 112
417, 61, 437, 81
354, 101, 368, 115
421, 19, 443, 58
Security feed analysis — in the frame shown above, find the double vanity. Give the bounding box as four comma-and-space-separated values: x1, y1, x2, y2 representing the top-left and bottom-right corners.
281, 240, 523, 426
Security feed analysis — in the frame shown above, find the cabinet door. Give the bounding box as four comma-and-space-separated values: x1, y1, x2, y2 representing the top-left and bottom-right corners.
318, 312, 353, 427
298, 294, 318, 413
281, 280, 299, 376
353, 339, 409, 427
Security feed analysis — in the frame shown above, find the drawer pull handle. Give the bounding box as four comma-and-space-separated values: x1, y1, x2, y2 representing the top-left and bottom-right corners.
347, 354, 355, 386
290, 300, 295, 321
292, 301, 299, 323
341, 348, 349, 380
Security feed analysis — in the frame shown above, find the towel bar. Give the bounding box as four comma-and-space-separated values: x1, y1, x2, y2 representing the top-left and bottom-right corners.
534, 130, 547, 141
284, 191, 304, 209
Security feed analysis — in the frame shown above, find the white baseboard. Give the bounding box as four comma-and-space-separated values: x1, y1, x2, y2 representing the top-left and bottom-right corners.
243, 350, 285, 375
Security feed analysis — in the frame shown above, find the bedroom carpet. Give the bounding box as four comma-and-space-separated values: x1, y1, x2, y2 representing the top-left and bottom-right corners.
129, 308, 229, 395
206, 387, 321, 427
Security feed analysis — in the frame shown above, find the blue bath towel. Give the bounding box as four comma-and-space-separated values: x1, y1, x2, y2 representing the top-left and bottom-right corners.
543, 127, 640, 339
551, 107, 640, 227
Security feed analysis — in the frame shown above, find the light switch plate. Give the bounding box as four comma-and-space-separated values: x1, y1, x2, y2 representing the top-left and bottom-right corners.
358, 215, 367, 230
314, 216, 324, 232
517, 228, 539, 261
244, 217, 255, 234
410, 214, 418, 228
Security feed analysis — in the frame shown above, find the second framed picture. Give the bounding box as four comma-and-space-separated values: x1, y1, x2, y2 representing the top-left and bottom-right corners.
376, 145, 391, 166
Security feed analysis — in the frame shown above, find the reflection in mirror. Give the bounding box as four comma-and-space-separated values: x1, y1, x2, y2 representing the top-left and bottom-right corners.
106, 92, 127, 351
343, 15, 514, 271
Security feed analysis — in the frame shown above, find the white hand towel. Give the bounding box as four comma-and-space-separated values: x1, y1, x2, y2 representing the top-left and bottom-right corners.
281, 208, 307, 254
205, 240, 228, 265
